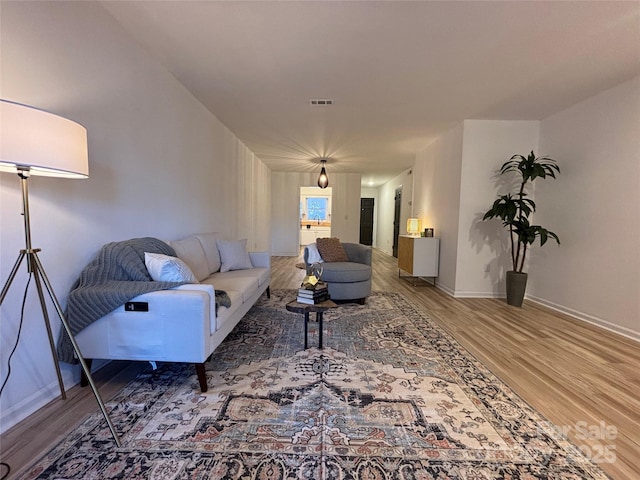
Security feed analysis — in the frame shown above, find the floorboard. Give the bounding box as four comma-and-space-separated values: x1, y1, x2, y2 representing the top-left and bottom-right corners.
1, 248, 638, 479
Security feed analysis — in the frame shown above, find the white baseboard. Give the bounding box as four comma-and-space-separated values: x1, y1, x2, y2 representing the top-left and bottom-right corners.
453, 290, 504, 299
0, 359, 110, 434
434, 283, 455, 296
435, 286, 639, 343
0, 370, 75, 433
526, 294, 640, 343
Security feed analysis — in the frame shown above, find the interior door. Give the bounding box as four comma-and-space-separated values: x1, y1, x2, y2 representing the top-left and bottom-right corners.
359, 198, 374, 245
392, 187, 401, 257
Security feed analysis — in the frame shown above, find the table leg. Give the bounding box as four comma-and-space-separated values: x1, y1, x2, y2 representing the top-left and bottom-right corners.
317, 312, 323, 349
304, 311, 309, 350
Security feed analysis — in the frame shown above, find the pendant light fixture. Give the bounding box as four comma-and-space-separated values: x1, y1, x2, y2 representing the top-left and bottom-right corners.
317, 159, 329, 189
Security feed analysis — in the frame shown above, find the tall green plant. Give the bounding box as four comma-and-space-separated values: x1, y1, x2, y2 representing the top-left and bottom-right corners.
483, 151, 560, 273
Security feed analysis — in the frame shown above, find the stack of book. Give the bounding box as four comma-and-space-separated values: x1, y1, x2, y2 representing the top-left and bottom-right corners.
297, 281, 330, 304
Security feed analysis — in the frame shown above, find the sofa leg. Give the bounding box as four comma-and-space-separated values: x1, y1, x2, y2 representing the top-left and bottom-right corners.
266, 286, 271, 298
195, 363, 208, 392
80, 359, 93, 387
358, 298, 366, 305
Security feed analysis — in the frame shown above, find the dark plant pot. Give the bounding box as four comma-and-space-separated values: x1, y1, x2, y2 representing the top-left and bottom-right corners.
506, 271, 528, 307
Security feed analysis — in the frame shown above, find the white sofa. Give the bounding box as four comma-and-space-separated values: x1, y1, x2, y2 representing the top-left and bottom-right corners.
75, 233, 270, 392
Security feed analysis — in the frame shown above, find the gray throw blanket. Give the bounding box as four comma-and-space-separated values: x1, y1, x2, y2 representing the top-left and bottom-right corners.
57, 237, 185, 363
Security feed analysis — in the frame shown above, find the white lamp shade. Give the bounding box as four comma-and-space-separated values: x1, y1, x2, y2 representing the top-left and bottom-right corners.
407, 217, 421, 235
0, 99, 88, 178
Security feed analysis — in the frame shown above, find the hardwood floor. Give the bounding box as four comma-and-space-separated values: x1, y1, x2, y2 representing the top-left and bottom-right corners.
2, 248, 638, 479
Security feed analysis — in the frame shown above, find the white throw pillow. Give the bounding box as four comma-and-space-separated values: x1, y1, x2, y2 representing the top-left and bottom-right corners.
218, 239, 253, 273
144, 252, 199, 283
306, 243, 324, 264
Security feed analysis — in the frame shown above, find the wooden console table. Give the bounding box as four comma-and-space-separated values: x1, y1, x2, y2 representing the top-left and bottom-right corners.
398, 235, 439, 285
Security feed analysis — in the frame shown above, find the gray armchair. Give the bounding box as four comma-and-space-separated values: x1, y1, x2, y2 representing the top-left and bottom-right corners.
304, 242, 372, 304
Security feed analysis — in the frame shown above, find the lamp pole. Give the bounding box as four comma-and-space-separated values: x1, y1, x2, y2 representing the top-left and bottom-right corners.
5, 168, 68, 398
0, 168, 121, 447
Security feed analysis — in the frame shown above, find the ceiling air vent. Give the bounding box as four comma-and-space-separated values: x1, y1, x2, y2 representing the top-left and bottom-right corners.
310, 99, 333, 106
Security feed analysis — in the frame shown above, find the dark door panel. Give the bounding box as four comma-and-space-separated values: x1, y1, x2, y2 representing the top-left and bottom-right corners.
359, 198, 374, 245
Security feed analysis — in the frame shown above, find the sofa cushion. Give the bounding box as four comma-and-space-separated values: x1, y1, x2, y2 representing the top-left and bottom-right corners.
167, 236, 210, 282
144, 252, 199, 283
195, 233, 223, 275
320, 262, 371, 283
316, 237, 349, 262
205, 274, 259, 303
215, 267, 270, 287
218, 239, 253, 272
213, 290, 243, 332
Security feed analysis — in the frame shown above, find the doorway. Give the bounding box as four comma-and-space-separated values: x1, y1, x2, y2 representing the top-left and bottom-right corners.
359, 198, 374, 246
392, 187, 402, 257
300, 187, 332, 246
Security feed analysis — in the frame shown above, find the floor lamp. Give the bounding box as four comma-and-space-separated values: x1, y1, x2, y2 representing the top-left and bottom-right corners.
0, 100, 121, 446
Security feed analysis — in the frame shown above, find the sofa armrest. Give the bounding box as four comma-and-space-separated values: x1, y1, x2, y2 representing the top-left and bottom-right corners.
75, 286, 215, 363
249, 251, 271, 269
342, 243, 372, 265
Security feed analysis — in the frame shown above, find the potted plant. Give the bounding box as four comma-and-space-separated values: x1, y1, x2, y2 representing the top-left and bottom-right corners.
483, 151, 560, 307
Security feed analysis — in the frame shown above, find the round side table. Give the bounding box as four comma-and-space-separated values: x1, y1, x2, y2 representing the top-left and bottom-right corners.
285, 299, 337, 349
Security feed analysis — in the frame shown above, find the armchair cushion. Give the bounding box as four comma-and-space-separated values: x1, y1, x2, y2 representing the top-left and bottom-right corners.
320, 262, 371, 283
316, 237, 349, 262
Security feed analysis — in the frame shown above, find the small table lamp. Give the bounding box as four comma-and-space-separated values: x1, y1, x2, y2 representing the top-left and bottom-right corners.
406, 217, 421, 236
0, 99, 120, 446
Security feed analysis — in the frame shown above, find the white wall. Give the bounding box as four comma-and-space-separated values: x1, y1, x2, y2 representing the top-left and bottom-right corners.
457, 120, 540, 297
376, 169, 413, 257
271, 172, 303, 256
236, 148, 272, 252
0, 1, 270, 432
331, 173, 363, 243
411, 81, 639, 340
533, 76, 640, 339
271, 172, 361, 256
413, 120, 541, 297
413, 124, 464, 294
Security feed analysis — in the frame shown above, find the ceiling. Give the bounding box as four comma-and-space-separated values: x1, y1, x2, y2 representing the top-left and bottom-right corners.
101, 1, 640, 186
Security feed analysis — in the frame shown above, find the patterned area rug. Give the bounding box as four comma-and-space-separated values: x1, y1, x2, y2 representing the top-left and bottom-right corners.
19, 291, 610, 479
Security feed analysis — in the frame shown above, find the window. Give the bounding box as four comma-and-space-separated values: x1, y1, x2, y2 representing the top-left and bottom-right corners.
306, 197, 328, 221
